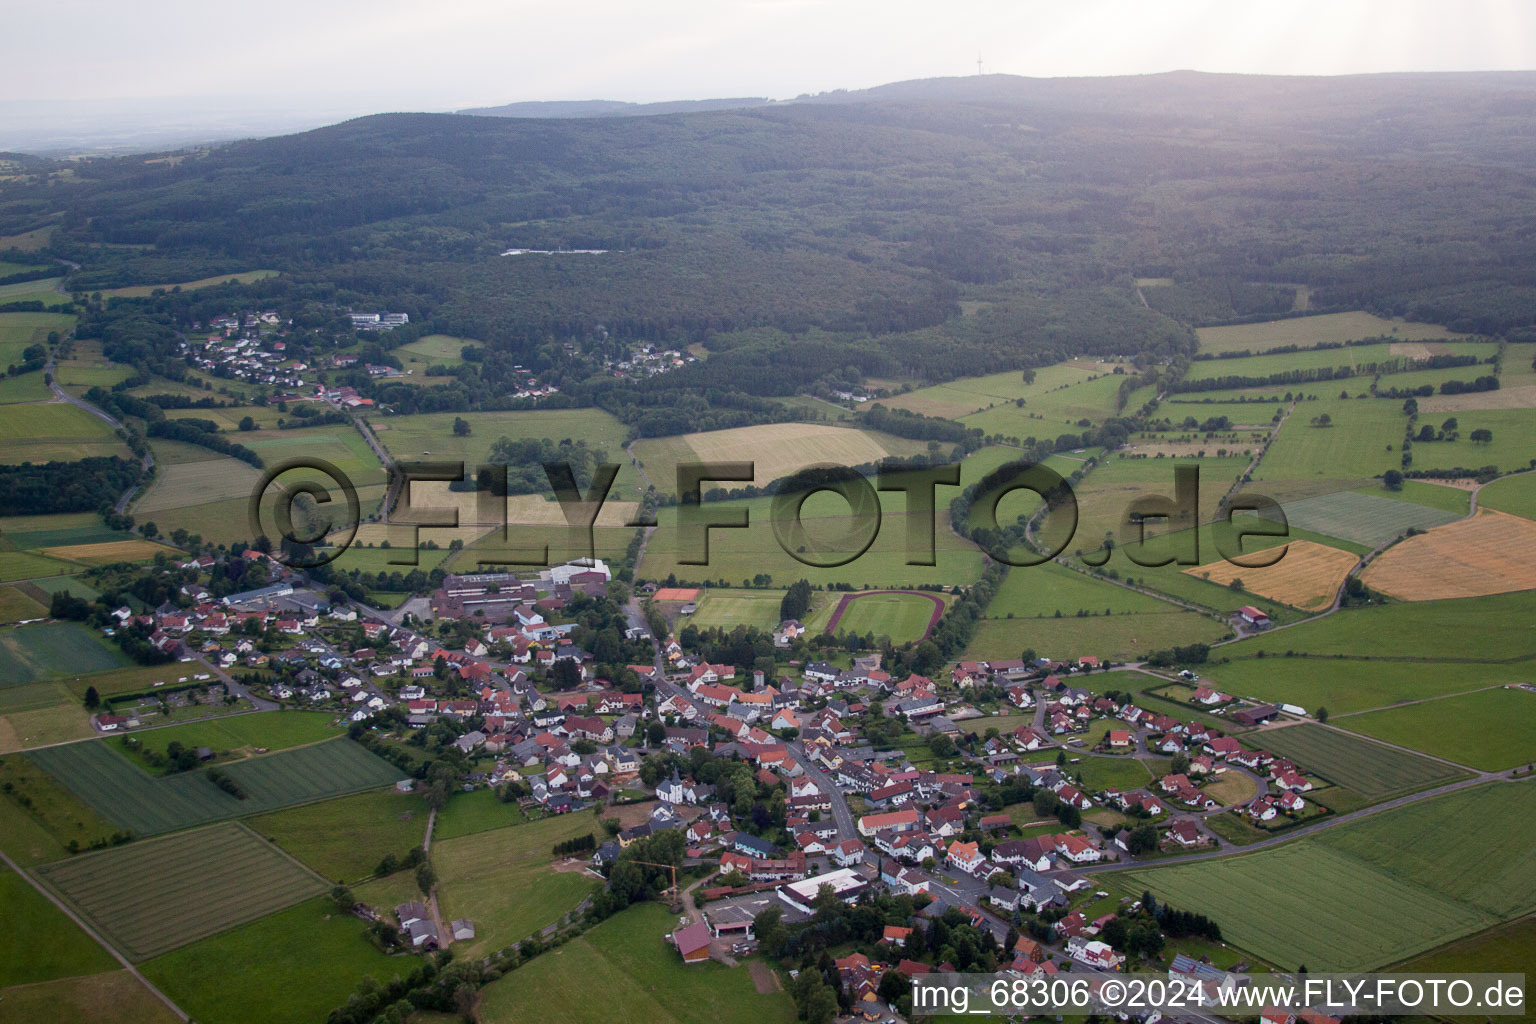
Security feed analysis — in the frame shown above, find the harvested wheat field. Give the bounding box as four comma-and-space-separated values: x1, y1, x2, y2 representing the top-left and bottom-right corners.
1360, 509, 1536, 601
1184, 539, 1360, 611
391, 480, 639, 527
1389, 341, 1451, 360
38, 539, 171, 565
1418, 385, 1536, 413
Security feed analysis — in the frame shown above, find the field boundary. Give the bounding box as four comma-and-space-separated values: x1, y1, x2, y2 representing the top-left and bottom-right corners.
822, 589, 945, 641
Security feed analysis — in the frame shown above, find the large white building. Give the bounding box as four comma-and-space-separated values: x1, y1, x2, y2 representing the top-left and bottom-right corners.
550, 558, 611, 584
777, 868, 868, 915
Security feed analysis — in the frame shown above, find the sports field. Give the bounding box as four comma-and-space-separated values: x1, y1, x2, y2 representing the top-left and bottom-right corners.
0, 622, 130, 685
1360, 509, 1536, 601
1115, 782, 1536, 971
1478, 471, 1536, 520
824, 590, 944, 643
1229, 590, 1536, 662
28, 737, 404, 836
1183, 539, 1358, 611
474, 902, 797, 1024
1194, 312, 1467, 355
140, 897, 404, 1024
1253, 723, 1468, 799
687, 589, 787, 631
36, 821, 326, 961
1253, 489, 1464, 548
1340, 687, 1536, 771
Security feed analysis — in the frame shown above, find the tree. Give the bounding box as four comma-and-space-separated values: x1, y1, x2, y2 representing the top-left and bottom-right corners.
415, 860, 436, 895
927, 733, 956, 758
1170, 752, 1190, 775
239, 415, 256, 431
330, 884, 356, 911
753, 906, 786, 955
1470, 428, 1493, 444
83, 686, 100, 710
1316, 706, 1329, 723
646, 721, 666, 746
1382, 469, 1404, 491
1128, 822, 1158, 855
1402, 397, 1419, 416
779, 579, 812, 622
452, 416, 471, 436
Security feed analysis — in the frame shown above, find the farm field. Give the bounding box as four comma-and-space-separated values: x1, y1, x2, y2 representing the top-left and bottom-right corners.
1398, 917, 1536, 1022
0, 550, 83, 582
1340, 687, 1536, 771
0, 681, 95, 751
961, 372, 1130, 437
0, 370, 52, 403
1194, 312, 1468, 355
160, 403, 287, 432
0, 753, 122, 859
474, 902, 797, 1024
1418, 384, 1536, 413
1360, 509, 1536, 601
140, 897, 404, 1024
1227, 590, 1536, 661
1251, 723, 1469, 799
1252, 489, 1464, 548
0, 584, 47, 621
36, 539, 174, 566
0, 969, 182, 1024
687, 588, 787, 631
1477, 471, 1536, 520
1191, 655, 1536, 715
1184, 341, 1397, 382
1183, 538, 1358, 611
825, 590, 944, 643
372, 407, 645, 500
244, 787, 430, 882
0, 401, 130, 463
964, 609, 1229, 663
639, 491, 986, 591
36, 821, 326, 961
1352, 478, 1471, 514
100, 269, 278, 298
1063, 454, 1252, 553
985, 561, 1179, 619
0, 864, 118, 986
1114, 781, 1536, 971
0, 511, 137, 550
28, 737, 405, 836
434, 810, 610, 957
431, 786, 528, 841
871, 361, 1114, 419
631, 421, 928, 490
114, 710, 340, 770
53, 339, 134, 389
0, 311, 74, 366
1400, 408, 1536, 473
245, 424, 386, 490
1253, 398, 1404, 484
133, 456, 263, 514
0, 622, 130, 685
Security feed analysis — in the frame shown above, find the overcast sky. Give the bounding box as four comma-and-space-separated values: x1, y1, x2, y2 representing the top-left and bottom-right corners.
7, 0, 1536, 124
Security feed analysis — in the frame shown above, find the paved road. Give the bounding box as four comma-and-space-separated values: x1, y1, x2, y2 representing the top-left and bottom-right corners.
0, 848, 190, 1022
787, 746, 858, 840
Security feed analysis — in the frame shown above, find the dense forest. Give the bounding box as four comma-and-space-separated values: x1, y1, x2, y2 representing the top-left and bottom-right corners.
4, 71, 1536, 432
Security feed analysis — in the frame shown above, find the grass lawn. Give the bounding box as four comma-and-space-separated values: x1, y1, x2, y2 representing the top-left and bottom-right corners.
1247, 723, 1470, 799
434, 812, 608, 957
1340, 687, 1536, 771
114, 710, 340, 770
1354, 478, 1471, 515
140, 897, 405, 1024
0, 622, 129, 685
245, 787, 430, 883
1255, 398, 1406, 485
0, 864, 118, 986
1200, 771, 1258, 806
101, 270, 278, 298
1255, 489, 1463, 548
475, 902, 798, 1024
0, 401, 127, 462
1113, 781, 1536, 971
1226, 590, 1536, 662
0, 969, 182, 1024
35, 822, 327, 961
987, 561, 1177, 619
0, 753, 122, 855
1071, 755, 1150, 792
432, 787, 527, 842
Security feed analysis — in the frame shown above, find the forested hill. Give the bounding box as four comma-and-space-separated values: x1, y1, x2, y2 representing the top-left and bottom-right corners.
4, 71, 1536, 367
